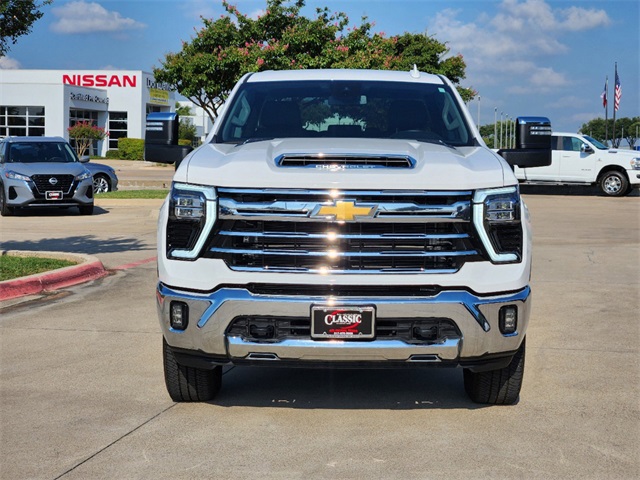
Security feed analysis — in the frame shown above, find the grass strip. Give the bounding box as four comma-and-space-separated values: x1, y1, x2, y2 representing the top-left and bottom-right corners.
0, 256, 77, 282
96, 190, 169, 199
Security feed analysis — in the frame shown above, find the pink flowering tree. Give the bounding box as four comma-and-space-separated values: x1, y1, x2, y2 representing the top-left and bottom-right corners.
153, 0, 474, 124
67, 121, 108, 157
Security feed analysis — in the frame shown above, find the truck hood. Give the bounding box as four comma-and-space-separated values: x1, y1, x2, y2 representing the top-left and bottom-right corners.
7, 162, 88, 177
177, 138, 512, 191
605, 148, 640, 158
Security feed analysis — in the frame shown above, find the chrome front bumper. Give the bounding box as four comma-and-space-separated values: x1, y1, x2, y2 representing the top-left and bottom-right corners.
157, 283, 530, 365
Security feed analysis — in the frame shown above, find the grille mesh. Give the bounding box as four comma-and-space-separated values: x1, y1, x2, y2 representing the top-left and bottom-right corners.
31, 174, 74, 194
227, 316, 461, 344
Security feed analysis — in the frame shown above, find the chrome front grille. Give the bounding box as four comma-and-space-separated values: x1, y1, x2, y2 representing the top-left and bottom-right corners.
205, 189, 483, 273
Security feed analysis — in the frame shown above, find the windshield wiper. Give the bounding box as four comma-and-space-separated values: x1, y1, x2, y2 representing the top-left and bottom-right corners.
236, 137, 275, 146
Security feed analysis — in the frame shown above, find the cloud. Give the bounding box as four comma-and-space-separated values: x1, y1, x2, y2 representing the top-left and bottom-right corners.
50, 1, 146, 34
250, 9, 266, 20
0, 56, 22, 69
428, 0, 610, 93
493, 0, 611, 32
545, 95, 589, 110
570, 112, 600, 124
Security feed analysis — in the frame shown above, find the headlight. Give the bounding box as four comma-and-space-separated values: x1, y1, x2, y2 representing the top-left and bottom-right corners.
167, 182, 217, 260
631, 158, 640, 170
4, 170, 31, 181
473, 186, 522, 263
76, 169, 92, 181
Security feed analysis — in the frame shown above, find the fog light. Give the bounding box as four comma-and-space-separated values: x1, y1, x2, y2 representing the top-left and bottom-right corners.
170, 301, 189, 330
499, 306, 518, 334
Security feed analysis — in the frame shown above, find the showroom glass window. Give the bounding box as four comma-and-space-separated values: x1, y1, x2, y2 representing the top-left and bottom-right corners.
69, 109, 99, 154
108, 112, 128, 150
0, 106, 46, 136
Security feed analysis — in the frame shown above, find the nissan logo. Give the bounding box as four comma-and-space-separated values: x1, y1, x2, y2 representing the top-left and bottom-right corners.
48, 177, 58, 186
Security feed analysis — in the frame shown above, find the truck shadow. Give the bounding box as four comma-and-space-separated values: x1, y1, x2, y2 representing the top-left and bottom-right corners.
520, 184, 639, 197
6, 204, 111, 216
0, 235, 149, 254
212, 366, 497, 410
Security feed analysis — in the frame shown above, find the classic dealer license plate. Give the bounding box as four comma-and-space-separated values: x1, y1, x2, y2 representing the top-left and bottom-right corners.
311, 306, 375, 339
45, 191, 63, 200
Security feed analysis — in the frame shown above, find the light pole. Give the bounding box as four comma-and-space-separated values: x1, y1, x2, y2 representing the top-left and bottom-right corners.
494, 107, 497, 149
500, 112, 504, 149
477, 95, 481, 128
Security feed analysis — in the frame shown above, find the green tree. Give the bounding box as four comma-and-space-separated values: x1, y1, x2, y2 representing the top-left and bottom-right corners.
479, 121, 518, 149
580, 116, 640, 147
154, 0, 474, 123
627, 121, 640, 149
175, 102, 193, 117
175, 102, 197, 142
0, 0, 52, 56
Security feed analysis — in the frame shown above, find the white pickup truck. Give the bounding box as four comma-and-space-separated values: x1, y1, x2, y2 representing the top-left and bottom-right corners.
150, 69, 553, 405
514, 132, 640, 196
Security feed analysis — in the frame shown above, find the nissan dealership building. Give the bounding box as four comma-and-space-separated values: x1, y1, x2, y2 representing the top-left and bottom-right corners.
0, 69, 176, 156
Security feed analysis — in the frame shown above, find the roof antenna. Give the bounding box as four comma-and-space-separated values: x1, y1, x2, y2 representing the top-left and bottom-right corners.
410, 64, 420, 79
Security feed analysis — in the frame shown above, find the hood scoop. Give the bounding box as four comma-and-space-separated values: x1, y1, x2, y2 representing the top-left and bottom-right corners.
275, 153, 415, 169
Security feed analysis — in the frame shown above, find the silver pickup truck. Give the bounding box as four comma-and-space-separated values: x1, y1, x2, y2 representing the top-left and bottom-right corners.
153, 68, 552, 405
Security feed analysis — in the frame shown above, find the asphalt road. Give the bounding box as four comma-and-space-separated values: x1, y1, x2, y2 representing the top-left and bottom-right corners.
0, 180, 638, 479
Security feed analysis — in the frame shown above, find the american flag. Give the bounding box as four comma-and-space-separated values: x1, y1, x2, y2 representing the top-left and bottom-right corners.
600, 80, 607, 108
614, 70, 621, 111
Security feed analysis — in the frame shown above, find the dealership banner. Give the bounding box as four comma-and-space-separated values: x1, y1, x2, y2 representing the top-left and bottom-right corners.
149, 88, 170, 106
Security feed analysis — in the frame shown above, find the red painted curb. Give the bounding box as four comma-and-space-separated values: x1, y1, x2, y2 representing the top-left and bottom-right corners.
0, 259, 107, 302
112, 256, 157, 271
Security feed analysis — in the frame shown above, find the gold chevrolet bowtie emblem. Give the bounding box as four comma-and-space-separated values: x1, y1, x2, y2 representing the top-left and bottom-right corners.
316, 201, 375, 222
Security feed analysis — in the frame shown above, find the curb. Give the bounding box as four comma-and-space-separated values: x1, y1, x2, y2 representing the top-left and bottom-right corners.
0, 251, 108, 302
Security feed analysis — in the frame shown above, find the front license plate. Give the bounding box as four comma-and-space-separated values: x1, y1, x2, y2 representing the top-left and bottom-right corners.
45, 191, 63, 200
311, 306, 375, 339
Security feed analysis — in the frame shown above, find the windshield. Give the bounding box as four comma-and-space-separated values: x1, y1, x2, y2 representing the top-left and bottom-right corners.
217, 80, 473, 146
8, 142, 78, 163
583, 135, 608, 150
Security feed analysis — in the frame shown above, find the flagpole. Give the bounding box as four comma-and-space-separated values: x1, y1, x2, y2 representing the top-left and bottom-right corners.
612, 63, 617, 147
604, 76, 608, 144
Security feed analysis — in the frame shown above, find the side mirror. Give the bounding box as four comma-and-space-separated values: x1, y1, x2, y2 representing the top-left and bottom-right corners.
498, 117, 552, 168
79, 155, 90, 163
144, 112, 193, 165
581, 144, 594, 154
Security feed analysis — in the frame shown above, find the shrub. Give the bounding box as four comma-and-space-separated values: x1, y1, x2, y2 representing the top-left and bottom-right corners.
117, 138, 144, 161
68, 121, 108, 156
105, 149, 120, 159
178, 139, 192, 146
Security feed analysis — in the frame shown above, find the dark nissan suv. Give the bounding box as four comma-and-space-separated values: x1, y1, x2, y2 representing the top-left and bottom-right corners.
0, 137, 95, 216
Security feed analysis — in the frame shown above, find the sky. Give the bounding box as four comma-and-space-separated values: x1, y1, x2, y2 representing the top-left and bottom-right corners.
1, 0, 638, 133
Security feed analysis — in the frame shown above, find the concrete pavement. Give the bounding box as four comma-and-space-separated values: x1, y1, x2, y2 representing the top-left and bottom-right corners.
0, 190, 638, 479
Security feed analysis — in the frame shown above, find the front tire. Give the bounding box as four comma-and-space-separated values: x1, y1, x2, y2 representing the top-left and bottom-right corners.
92, 174, 111, 194
599, 170, 629, 196
0, 186, 14, 216
163, 338, 222, 402
463, 338, 525, 405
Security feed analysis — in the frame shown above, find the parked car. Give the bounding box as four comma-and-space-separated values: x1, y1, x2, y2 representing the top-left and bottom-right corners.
86, 161, 118, 193
0, 136, 95, 216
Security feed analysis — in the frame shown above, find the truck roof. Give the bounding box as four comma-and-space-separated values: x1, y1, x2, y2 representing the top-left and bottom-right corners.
245, 68, 445, 85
